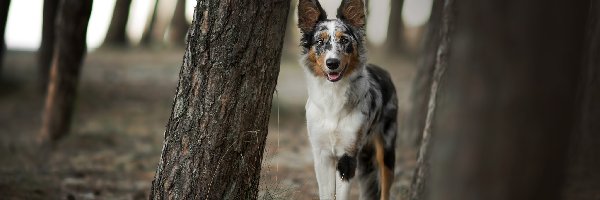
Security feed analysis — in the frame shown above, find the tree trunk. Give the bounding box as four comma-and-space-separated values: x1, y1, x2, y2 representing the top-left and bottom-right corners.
140, 0, 159, 46
149, 0, 289, 199
385, 0, 405, 53
38, 0, 59, 91
103, 0, 132, 47
425, 0, 589, 200
407, 0, 453, 199
0, 0, 10, 77
562, 2, 600, 199
167, 0, 188, 46
38, 0, 93, 143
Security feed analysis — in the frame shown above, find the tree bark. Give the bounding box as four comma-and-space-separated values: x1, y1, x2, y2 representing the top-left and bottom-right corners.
407, 0, 453, 199
103, 0, 132, 47
149, 0, 289, 199
385, 0, 405, 53
562, 2, 600, 199
38, 0, 59, 91
0, 0, 10, 77
38, 0, 93, 143
167, 0, 188, 46
426, 0, 589, 200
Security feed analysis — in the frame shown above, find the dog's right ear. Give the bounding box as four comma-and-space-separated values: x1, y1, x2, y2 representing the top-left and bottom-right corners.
298, 0, 327, 33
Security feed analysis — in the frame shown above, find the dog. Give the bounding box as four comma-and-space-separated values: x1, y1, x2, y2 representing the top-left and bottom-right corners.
297, 0, 398, 199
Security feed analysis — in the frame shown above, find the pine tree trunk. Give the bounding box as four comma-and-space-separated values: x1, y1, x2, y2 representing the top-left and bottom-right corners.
385, 0, 405, 53
103, 0, 132, 47
167, 0, 188, 46
149, 0, 289, 199
562, 2, 600, 199
407, 0, 453, 199
140, 0, 159, 46
426, 0, 589, 200
39, 0, 93, 143
38, 0, 59, 91
0, 0, 10, 77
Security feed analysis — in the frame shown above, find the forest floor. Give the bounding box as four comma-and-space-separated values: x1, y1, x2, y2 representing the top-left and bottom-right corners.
0, 47, 417, 200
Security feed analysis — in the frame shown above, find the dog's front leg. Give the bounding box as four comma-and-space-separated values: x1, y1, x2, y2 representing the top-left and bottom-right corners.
335, 154, 356, 200
313, 149, 336, 199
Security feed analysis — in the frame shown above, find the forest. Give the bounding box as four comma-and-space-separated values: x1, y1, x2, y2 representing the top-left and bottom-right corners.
0, 0, 598, 200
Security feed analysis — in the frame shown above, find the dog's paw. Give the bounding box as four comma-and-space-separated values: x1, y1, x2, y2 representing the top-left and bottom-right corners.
337, 154, 357, 181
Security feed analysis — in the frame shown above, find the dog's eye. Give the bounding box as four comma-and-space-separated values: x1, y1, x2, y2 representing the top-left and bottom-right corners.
316, 39, 324, 46
340, 37, 349, 44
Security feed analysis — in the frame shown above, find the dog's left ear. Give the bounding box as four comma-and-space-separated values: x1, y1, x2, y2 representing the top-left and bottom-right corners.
336, 0, 366, 29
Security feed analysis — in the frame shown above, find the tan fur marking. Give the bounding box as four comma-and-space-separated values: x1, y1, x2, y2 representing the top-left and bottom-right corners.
375, 135, 393, 200
341, 43, 360, 77
307, 47, 326, 77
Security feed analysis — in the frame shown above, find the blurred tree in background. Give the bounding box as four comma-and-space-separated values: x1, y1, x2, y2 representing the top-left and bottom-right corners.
38, 0, 59, 91
103, 0, 133, 47
407, 0, 600, 200
0, 0, 10, 77
39, 0, 93, 143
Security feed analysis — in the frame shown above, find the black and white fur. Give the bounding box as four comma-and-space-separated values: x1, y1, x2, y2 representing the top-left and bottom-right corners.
298, 0, 398, 199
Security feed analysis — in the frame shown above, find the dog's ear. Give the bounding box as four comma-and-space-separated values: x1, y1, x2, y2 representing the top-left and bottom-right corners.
298, 0, 327, 33
336, 0, 366, 29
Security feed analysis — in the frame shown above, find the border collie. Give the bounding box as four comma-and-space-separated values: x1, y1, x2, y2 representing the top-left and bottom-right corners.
297, 0, 398, 199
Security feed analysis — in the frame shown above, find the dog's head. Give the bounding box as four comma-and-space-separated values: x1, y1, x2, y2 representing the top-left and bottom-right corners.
298, 0, 367, 82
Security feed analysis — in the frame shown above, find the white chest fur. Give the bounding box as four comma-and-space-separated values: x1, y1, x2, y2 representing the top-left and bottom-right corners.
304, 75, 365, 158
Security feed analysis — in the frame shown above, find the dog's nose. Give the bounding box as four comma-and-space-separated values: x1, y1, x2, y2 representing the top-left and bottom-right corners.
326, 58, 340, 70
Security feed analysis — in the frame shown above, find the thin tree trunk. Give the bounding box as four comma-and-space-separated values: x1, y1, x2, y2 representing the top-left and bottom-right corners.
38, 0, 93, 143
385, 0, 405, 53
562, 2, 600, 199
38, 0, 59, 91
167, 0, 188, 46
426, 0, 589, 200
103, 0, 132, 47
140, 0, 159, 45
407, 0, 453, 199
149, 0, 289, 199
0, 0, 10, 77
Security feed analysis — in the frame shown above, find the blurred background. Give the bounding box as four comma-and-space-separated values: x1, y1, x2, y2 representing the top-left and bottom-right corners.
0, 0, 432, 199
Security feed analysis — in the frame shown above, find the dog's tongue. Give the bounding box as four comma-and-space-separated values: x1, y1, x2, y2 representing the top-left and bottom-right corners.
327, 72, 340, 81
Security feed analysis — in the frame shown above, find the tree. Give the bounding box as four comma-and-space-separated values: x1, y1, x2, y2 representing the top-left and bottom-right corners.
412, 0, 590, 200
0, 0, 10, 76
103, 0, 132, 47
38, 0, 93, 143
385, 0, 405, 53
562, 2, 600, 199
167, 0, 188, 46
148, 0, 289, 199
140, 0, 159, 46
407, 0, 453, 199
38, 0, 59, 91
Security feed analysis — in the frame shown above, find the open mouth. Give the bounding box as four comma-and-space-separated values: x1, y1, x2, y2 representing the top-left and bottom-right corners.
327, 72, 342, 82
326, 66, 346, 82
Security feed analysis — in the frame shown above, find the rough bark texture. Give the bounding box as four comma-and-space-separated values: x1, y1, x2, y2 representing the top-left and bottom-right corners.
149, 0, 289, 199
407, 0, 452, 199
140, 0, 159, 45
385, 0, 405, 53
167, 0, 188, 46
38, 0, 59, 91
562, 2, 600, 199
427, 0, 589, 200
103, 0, 132, 47
39, 0, 93, 142
0, 0, 10, 76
